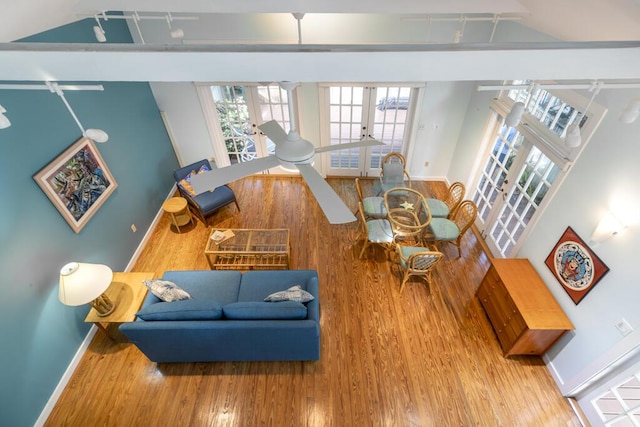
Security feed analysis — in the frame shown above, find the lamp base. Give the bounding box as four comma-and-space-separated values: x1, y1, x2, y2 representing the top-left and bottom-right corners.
90, 293, 116, 317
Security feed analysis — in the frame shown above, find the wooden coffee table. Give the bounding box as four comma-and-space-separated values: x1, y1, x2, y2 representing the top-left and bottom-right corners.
204, 228, 290, 270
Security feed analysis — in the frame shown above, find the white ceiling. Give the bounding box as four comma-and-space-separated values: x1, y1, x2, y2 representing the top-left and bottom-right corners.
1, 0, 639, 43
1, 0, 639, 84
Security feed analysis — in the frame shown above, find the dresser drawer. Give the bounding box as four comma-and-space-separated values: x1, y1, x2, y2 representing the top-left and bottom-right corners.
477, 259, 574, 357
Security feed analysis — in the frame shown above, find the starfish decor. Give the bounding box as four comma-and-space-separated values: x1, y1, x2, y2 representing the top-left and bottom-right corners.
400, 201, 414, 210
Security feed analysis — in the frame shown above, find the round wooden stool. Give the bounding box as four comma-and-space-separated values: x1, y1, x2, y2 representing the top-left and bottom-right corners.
162, 197, 194, 233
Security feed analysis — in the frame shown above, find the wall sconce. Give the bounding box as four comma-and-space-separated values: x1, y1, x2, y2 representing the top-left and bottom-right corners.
620, 98, 640, 124
0, 104, 10, 129
59, 262, 115, 316
589, 212, 625, 246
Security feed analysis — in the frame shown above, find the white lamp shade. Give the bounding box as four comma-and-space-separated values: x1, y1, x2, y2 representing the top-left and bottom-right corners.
619, 99, 640, 124
170, 28, 184, 38
93, 25, 106, 42
505, 102, 525, 128
59, 262, 113, 306
564, 123, 582, 148
0, 113, 10, 129
84, 128, 109, 143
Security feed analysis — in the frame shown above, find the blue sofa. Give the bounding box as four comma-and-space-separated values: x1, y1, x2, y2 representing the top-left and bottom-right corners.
119, 270, 320, 363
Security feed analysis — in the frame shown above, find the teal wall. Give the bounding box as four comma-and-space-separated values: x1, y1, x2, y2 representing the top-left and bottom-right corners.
0, 17, 178, 427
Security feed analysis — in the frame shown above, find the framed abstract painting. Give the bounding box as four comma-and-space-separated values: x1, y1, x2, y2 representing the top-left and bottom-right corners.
33, 137, 118, 233
544, 226, 610, 304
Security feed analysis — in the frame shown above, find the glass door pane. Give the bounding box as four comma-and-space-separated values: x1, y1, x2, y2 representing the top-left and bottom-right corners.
324, 85, 414, 177
368, 86, 412, 174
473, 124, 523, 229
488, 146, 560, 256
326, 86, 367, 176
211, 85, 252, 164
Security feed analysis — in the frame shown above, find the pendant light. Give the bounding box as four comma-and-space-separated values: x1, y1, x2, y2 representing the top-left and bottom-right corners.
564, 81, 602, 149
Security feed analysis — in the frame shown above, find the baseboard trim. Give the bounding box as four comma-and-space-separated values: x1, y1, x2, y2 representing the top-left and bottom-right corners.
37, 186, 174, 425
125, 185, 176, 272
34, 326, 98, 427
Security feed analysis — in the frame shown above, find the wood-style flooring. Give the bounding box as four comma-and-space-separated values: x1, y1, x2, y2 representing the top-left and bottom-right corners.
45, 176, 580, 426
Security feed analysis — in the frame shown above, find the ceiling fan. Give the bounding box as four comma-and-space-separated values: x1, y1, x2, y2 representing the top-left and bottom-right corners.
190, 82, 382, 224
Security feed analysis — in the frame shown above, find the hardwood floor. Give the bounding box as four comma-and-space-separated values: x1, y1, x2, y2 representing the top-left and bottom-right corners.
45, 176, 580, 426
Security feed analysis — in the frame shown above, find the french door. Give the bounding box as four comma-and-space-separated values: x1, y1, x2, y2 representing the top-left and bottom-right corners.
473, 122, 562, 257
471, 81, 607, 258
320, 85, 414, 177
198, 83, 291, 172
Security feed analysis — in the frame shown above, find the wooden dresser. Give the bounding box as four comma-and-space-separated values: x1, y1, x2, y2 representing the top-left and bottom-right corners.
476, 258, 574, 357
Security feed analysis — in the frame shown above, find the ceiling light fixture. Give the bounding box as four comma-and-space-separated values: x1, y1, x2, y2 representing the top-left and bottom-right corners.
166, 13, 184, 39
93, 15, 106, 42
504, 82, 538, 128
0, 104, 10, 129
620, 98, 640, 124
86, 12, 198, 43
46, 81, 109, 143
564, 81, 603, 149
0, 83, 106, 137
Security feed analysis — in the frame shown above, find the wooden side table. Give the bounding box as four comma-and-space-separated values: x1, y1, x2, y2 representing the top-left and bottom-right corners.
163, 197, 194, 233
85, 271, 155, 342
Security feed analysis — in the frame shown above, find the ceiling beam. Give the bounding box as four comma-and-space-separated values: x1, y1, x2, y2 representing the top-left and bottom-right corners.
1, 42, 640, 83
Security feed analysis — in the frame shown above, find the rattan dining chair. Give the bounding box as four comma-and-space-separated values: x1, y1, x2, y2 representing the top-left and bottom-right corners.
395, 244, 444, 292
425, 181, 465, 218
423, 200, 478, 258
355, 177, 387, 219
379, 152, 412, 193
357, 202, 394, 259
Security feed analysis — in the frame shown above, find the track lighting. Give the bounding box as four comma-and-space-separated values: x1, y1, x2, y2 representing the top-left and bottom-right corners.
0, 104, 10, 129
166, 13, 184, 39
620, 98, 640, 124
93, 16, 106, 42
564, 81, 602, 149
46, 82, 109, 143
505, 102, 525, 128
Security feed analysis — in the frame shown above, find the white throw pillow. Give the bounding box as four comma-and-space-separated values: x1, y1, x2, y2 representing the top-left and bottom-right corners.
143, 279, 191, 302
264, 285, 314, 303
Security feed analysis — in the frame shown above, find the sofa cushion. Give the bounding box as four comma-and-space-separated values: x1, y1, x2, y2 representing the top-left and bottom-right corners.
223, 301, 307, 320
137, 300, 223, 321
264, 285, 315, 303
143, 279, 191, 302
195, 185, 236, 215
160, 271, 242, 304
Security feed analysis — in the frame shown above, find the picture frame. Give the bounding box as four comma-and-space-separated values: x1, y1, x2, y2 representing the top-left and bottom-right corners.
33, 137, 118, 233
544, 226, 610, 304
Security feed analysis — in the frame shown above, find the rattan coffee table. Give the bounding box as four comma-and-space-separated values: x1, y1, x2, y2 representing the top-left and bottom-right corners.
204, 228, 290, 270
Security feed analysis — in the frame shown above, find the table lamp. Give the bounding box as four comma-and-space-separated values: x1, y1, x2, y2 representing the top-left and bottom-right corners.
59, 262, 115, 316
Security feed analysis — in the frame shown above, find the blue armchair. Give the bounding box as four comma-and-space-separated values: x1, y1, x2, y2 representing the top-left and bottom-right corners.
173, 159, 239, 226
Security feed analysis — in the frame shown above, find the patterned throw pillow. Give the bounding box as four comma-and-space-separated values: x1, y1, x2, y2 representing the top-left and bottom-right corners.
264, 285, 314, 303
143, 279, 192, 302
178, 164, 210, 196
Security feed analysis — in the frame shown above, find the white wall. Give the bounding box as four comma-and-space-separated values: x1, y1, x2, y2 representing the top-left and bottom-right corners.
150, 82, 215, 166
516, 88, 640, 393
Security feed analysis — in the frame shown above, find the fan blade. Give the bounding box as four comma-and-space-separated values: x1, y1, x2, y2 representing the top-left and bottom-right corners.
296, 163, 357, 224
258, 120, 289, 145
315, 138, 383, 153
190, 155, 281, 195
